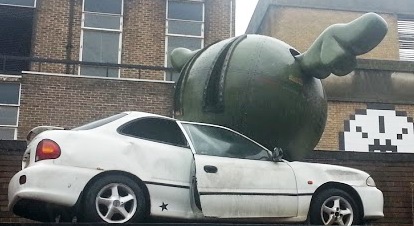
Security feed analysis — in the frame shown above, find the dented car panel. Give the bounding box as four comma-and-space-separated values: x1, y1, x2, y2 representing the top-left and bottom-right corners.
193, 155, 298, 218
8, 111, 383, 224
9, 163, 100, 208
288, 162, 371, 193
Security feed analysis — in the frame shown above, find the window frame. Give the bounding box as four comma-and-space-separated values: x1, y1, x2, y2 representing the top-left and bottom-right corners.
79, 0, 124, 78
165, 0, 205, 81
179, 121, 272, 160
0, 82, 21, 140
117, 117, 189, 148
0, 0, 36, 8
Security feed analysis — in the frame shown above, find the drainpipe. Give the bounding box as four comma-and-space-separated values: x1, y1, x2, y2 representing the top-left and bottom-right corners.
230, 0, 235, 37
65, 0, 75, 74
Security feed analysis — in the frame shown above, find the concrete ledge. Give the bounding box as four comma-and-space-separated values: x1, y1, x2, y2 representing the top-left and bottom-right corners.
357, 59, 414, 72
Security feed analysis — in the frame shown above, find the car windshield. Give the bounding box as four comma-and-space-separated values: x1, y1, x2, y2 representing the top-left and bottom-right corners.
182, 123, 270, 160
72, 113, 128, 130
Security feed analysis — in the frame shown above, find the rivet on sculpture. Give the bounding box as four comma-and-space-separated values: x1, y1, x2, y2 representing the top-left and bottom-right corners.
171, 13, 388, 161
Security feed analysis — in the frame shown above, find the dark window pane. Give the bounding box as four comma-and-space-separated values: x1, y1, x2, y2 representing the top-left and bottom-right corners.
80, 66, 119, 77
84, 13, 121, 30
167, 36, 202, 67
0, 83, 19, 105
167, 36, 202, 52
0, 127, 15, 140
182, 124, 269, 160
119, 118, 187, 147
84, 0, 122, 14
0, 106, 18, 126
166, 71, 181, 83
0, 0, 35, 7
82, 30, 120, 63
168, 20, 202, 36
168, 1, 203, 21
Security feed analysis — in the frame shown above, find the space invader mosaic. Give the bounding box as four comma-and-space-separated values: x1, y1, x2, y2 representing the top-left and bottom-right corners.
339, 104, 414, 153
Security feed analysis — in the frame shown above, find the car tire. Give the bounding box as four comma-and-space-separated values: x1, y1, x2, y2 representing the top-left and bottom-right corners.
81, 175, 147, 223
310, 188, 360, 226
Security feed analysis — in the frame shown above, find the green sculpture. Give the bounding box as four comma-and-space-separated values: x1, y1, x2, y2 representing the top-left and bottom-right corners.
171, 13, 388, 160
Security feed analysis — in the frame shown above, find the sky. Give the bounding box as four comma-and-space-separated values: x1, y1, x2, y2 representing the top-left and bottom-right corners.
235, 0, 259, 35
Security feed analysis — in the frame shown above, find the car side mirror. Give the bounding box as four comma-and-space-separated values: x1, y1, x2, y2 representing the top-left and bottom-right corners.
272, 147, 284, 162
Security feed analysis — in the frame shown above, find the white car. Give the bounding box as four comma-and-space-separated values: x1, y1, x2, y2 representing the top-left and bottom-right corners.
8, 111, 383, 225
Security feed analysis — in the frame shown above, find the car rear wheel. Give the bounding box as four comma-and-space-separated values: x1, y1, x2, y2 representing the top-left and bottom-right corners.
310, 188, 360, 226
81, 175, 147, 223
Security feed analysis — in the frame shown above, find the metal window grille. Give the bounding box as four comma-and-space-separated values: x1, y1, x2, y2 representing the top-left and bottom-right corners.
398, 16, 414, 61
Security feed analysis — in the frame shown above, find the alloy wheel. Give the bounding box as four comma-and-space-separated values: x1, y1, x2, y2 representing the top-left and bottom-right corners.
95, 183, 138, 223
320, 195, 354, 225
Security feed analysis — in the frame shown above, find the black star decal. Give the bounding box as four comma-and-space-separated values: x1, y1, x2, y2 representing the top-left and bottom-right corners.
159, 202, 168, 211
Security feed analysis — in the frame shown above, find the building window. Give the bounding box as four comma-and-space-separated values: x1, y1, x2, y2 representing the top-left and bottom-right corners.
166, 0, 204, 82
80, 0, 123, 77
0, 83, 20, 140
0, 0, 36, 7
398, 16, 414, 61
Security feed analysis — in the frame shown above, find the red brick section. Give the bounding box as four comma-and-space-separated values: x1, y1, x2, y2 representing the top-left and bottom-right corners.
1, 139, 413, 224
121, 0, 166, 80
204, 0, 235, 45
18, 73, 174, 139
32, 0, 71, 74
0, 141, 32, 223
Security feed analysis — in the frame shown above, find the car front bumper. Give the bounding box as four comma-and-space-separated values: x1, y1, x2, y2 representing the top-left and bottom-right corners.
8, 163, 100, 219
353, 186, 384, 219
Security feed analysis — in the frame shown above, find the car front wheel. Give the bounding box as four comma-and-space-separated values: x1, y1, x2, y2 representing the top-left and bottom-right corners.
81, 175, 147, 223
310, 188, 360, 226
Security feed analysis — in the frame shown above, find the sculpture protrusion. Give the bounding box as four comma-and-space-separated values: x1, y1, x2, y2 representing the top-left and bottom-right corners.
297, 12, 388, 79
171, 48, 199, 72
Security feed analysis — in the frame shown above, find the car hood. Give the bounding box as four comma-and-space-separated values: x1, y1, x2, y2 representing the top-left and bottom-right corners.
287, 161, 370, 187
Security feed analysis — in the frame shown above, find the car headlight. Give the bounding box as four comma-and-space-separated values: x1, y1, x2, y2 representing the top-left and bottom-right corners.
366, 176, 376, 187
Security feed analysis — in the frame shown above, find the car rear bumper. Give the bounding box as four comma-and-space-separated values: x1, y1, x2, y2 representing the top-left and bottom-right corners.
353, 186, 384, 219
8, 163, 100, 219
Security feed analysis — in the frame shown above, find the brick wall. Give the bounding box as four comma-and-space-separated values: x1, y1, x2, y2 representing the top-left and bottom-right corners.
316, 101, 367, 150
1, 140, 413, 225
121, 0, 166, 80
316, 101, 414, 151
31, 0, 235, 79
18, 72, 175, 139
205, 0, 235, 45
0, 141, 31, 223
263, 7, 400, 60
32, 0, 72, 73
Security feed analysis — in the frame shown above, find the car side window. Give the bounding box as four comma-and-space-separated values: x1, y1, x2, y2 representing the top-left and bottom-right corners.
182, 123, 270, 160
118, 118, 188, 147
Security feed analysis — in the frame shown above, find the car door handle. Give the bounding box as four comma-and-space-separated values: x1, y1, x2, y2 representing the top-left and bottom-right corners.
204, 165, 218, 173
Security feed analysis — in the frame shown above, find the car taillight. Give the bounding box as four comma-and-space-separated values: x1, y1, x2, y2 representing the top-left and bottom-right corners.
36, 139, 61, 161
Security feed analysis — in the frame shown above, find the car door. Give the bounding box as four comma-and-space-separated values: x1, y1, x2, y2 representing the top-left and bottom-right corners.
118, 117, 194, 184
180, 123, 298, 218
